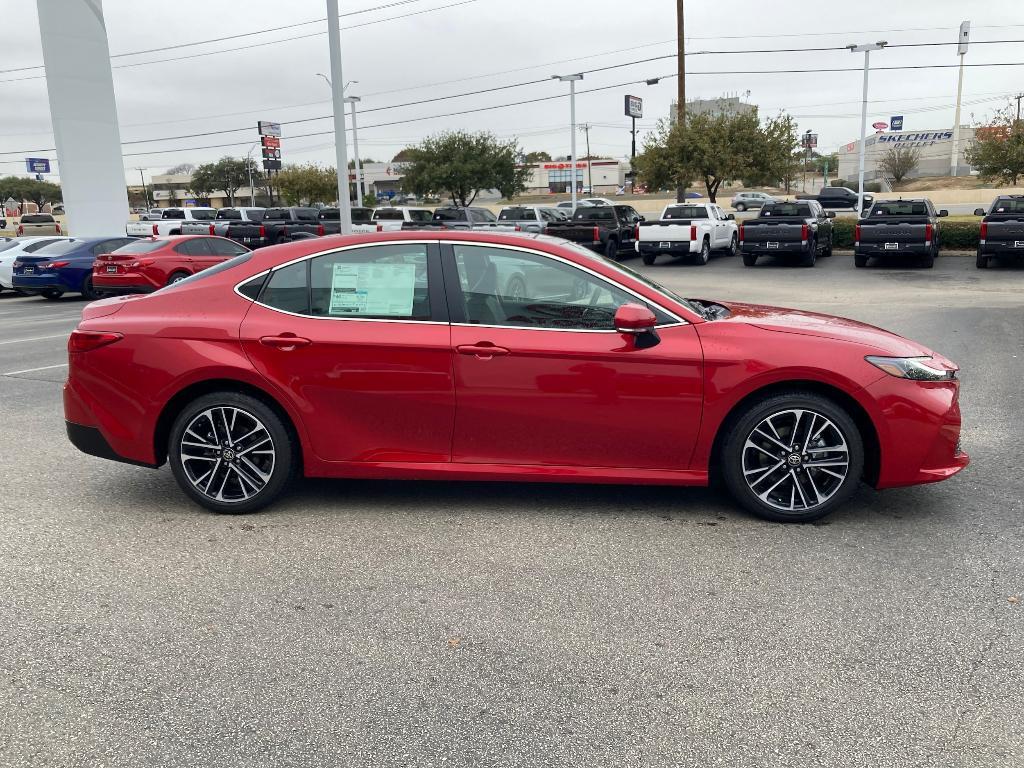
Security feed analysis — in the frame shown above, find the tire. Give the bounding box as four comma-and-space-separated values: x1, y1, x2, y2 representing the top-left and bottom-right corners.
720, 391, 864, 523
604, 238, 619, 261
505, 276, 526, 301
168, 392, 296, 514
694, 237, 710, 266
81, 277, 100, 301
735, 203, 746, 212
41, 289, 64, 300
823, 233, 834, 257
976, 251, 989, 269
800, 239, 817, 267
169, 229, 181, 236
166, 271, 190, 286
642, 252, 657, 265
854, 253, 868, 268
726, 234, 738, 257
920, 249, 935, 269
742, 252, 757, 267
276, 236, 289, 246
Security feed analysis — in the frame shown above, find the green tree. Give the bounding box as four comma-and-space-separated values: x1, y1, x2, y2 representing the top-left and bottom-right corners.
190, 156, 259, 206
634, 110, 799, 202
391, 147, 416, 163
0, 176, 63, 209
966, 105, 1024, 185
274, 163, 338, 205
400, 130, 531, 206
880, 145, 920, 184
524, 151, 552, 163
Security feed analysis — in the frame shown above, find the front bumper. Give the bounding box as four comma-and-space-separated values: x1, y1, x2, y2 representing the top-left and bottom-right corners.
866, 375, 969, 489
636, 240, 696, 256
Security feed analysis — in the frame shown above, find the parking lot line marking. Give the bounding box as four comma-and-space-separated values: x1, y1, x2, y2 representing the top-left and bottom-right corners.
0, 333, 69, 345
2, 362, 68, 376
4, 316, 82, 327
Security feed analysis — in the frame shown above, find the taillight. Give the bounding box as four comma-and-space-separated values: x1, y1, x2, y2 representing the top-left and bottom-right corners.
514, 225, 522, 232
209, 225, 216, 235
801, 224, 809, 241
925, 223, 933, 243
980, 222, 988, 240
593, 226, 600, 242
126, 259, 154, 268
689, 225, 696, 241
376, 224, 383, 232
634, 224, 639, 240
16, 224, 23, 235
45, 260, 70, 268
258, 225, 266, 238
68, 330, 123, 353
738, 224, 744, 242
317, 224, 325, 236
152, 224, 159, 236
55, 223, 62, 234
855, 224, 861, 244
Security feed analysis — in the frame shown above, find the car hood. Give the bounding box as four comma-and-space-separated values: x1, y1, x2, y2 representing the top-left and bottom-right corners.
713, 301, 934, 357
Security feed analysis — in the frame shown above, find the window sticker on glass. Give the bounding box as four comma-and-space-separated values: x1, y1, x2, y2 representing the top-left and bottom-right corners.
329, 262, 416, 316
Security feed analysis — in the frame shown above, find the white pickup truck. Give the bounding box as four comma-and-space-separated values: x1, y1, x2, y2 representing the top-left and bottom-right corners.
126, 207, 217, 237
370, 206, 434, 231
179, 207, 265, 237
635, 203, 738, 265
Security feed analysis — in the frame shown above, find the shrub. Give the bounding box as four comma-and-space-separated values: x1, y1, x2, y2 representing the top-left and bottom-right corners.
830, 178, 847, 187
829, 216, 980, 250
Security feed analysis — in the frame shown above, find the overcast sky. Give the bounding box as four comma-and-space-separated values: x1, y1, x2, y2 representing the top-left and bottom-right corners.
2, 0, 1023, 185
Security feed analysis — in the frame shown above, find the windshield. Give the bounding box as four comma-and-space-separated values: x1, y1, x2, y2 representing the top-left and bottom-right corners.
31, 239, 83, 255
110, 239, 167, 254
872, 202, 929, 216
499, 207, 537, 221
433, 209, 466, 221
663, 206, 708, 220
991, 199, 1024, 214
572, 208, 615, 221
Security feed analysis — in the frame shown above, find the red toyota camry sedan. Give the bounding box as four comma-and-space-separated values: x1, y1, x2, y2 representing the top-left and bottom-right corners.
92, 235, 250, 295
64, 231, 968, 522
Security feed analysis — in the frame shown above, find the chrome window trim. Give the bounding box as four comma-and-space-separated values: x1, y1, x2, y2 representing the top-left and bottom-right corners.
232, 237, 691, 327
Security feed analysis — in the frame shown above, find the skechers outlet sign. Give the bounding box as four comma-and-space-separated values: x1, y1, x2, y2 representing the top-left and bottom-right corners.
877, 130, 954, 148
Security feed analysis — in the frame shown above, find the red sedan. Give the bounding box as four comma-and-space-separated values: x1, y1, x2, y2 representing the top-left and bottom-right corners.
64, 231, 967, 522
92, 235, 250, 295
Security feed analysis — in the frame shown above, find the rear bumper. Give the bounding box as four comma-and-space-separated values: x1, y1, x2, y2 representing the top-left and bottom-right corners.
855, 242, 932, 256
13, 271, 83, 294
65, 421, 156, 468
91, 283, 156, 296
978, 241, 1024, 257
741, 241, 809, 255
636, 240, 696, 256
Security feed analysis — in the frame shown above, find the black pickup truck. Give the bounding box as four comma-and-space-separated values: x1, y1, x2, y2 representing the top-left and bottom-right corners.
225, 207, 319, 248
796, 186, 873, 210
740, 200, 835, 267
544, 204, 643, 260
854, 199, 947, 268
975, 196, 1024, 269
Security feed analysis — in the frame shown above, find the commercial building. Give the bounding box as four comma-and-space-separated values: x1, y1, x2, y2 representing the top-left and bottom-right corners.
837, 126, 977, 181
670, 95, 757, 123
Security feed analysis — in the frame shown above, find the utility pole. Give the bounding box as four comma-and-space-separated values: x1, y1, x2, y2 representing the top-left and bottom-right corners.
1015, 93, 1023, 124
325, 0, 353, 235
950, 21, 970, 177
579, 123, 593, 193
676, 0, 685, 202
849, 41, 887, 218
134, 167, 150, 209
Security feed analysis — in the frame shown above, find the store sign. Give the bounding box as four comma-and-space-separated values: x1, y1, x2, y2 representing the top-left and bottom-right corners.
257, 120, 281, 137
877, 130, 954, 148
890, 115, 904, 131
801, 133, 818, 148
872, 121, 888, 131
261, 135, 280, 149
542, 162, 587, 170
25, 157, 50, 174
624, 95, 643, 119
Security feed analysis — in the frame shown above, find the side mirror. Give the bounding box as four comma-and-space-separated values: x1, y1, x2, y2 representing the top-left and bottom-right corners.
826, 211, 836, 218
938, 209, 949, 217
614, 303, 657, 335
973, 208, 986, 216
638, 216, 646, 222
726, 213, 735, 220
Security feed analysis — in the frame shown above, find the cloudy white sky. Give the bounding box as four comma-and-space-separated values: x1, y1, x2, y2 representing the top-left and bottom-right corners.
2, 0, 1023, 185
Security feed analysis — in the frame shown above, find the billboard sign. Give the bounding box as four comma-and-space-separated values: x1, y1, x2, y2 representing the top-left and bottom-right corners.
801, 133, 818, 148
260, 135, 281, 149
25, 157, 50, 174
889, 115, 904, 131
263, 159, 282, 171
257, 120, 281, 137
872, 121, 888, 131
624, 95, 643, 119
261, 147, 281, 160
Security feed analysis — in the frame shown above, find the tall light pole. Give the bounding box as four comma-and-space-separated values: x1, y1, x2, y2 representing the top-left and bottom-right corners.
950, 21, 970, 176
848, 41, 887, 217
323, 1, 352, 235
345, 95, 364, 205
579, 123, 592, 193
553, 74, 583, 208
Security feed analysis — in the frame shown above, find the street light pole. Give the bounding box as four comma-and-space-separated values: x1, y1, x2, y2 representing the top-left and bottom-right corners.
848, 41, 887, 218
553, 74, 583, 208
950, 20, 970, 177
345, 95, 364, 205
324, 0, 352, 235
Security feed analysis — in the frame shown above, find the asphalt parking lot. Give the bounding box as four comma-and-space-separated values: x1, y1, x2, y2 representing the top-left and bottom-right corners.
1, 252, 1022, 767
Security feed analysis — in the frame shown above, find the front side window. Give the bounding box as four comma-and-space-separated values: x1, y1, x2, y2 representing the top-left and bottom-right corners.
452, 245, 668, 331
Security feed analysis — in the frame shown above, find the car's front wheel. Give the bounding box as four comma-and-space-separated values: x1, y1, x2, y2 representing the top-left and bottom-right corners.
735, 203, 746, 212
721, 392, 864, 522
168, 392, 296, 514
726, 234, 738, 257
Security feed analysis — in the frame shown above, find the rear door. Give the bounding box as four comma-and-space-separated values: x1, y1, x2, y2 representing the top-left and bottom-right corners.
239, 240, 455, 463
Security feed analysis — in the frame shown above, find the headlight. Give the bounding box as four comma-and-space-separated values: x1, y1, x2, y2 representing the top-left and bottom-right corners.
866, 356, 957, 381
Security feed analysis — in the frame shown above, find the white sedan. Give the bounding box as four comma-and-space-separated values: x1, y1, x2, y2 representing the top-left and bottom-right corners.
0, 236, 74, 292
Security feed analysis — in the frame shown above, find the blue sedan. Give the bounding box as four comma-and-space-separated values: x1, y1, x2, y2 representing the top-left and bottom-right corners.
12, 236, 135, 299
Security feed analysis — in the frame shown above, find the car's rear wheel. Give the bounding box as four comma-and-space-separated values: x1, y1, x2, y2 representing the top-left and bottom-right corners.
742, 252, 757, 267
41, 288, 63, 300
920, 248, 935, 268
823, 233, 834, 257
735, 203, 746, 212
166, 271, 190, 286
800, 238, 817, 267
81, 277, 100, 301
604, 238, 619, 261
721, 392, 864, 523
726, 234, 738, 257
505, 276, 526, 301
641, 252, 657, 265
694, 237, 710, 265
168, 392, 296, 514
976, 252, 989, 269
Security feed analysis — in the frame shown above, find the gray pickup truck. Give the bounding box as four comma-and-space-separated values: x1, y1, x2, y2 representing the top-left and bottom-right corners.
740, 200, 835, 268
855, 199, 947, 268
180, 207, 265, 238
495, 205, 568, 233
975, 195, 1024, 269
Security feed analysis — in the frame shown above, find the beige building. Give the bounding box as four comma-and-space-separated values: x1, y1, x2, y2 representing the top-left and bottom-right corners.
837, 127, 977, 181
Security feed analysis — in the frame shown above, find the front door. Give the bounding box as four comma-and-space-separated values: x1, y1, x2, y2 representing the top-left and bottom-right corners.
240, 241, 455, 463
444, 243, 703, 470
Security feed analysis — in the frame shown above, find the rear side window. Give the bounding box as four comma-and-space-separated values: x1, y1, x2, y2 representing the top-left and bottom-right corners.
174, 239, 212, 256
259, 261, 309, 314
309, 243, 430, 319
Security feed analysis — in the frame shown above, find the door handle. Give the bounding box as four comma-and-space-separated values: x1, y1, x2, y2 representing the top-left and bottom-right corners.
457, 343, 510, 359
260, 334, 312, 350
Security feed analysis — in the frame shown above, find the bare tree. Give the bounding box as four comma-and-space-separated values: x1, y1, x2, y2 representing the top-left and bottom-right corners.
880, 146, 920, 184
